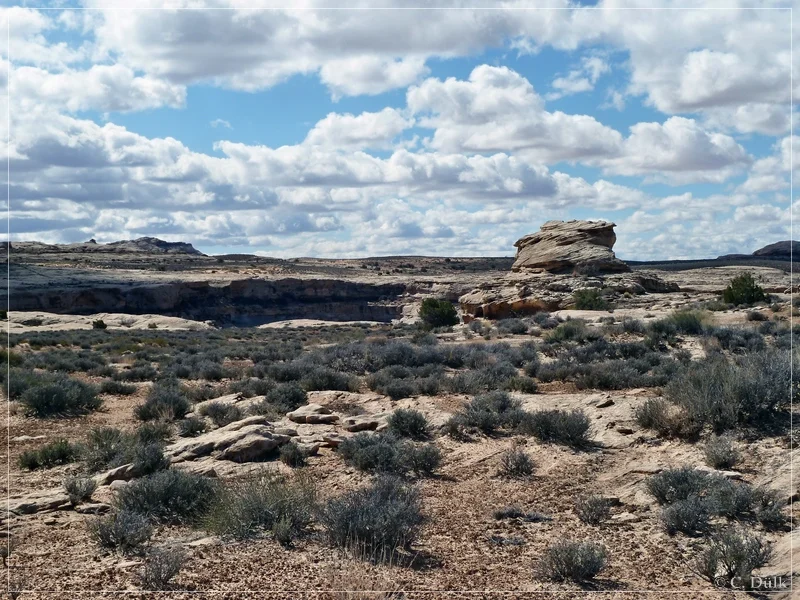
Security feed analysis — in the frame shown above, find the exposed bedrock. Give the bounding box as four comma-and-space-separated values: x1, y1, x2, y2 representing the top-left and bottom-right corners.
7, 276, 408, 325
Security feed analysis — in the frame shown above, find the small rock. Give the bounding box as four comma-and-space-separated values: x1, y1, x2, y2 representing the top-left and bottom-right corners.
75, 503, 111, 515
611, 512, 641, 524
322, 433, 346, 448
11, 435, 46, 442
342, 415, 381, 432
596, 399, 615, 408
616, 427, 635, 435
186, 536, 218, 547
44, 518, 58, 526
274, 427, 298, 437
109, 479, 128, 491
287, 404, 339, 424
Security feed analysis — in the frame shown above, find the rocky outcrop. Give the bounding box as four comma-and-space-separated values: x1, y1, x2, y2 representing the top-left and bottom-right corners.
752, 241, 799, 259
512, 220, 629, 274
3, 237, 204, 255
459, 271, 679, 319
166, 416, 290, 463
287, 404, 340, 424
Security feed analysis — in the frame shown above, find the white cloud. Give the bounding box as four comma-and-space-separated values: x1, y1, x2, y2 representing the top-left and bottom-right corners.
547, 55, 610, 100
210, 118, 232, 129
304, 108, 413, 150
320, 57, 429, 100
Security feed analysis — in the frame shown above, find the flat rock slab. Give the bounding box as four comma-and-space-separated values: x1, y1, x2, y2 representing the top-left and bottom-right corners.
9, 491, 71, 516
341, 415, 383, 432
287, 404, 339, 424
75, 503, 112, 515
167, 416, 288, 463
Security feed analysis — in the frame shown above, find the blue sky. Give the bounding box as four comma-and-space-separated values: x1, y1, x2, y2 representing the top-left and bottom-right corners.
1, 2, 795, 260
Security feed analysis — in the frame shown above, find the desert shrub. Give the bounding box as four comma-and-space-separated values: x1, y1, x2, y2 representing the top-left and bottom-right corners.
321, 476, 424, 563
100, 380, 137, 396
19, 376, 101, 417
115, 470, 218, 525
745, 311, 768, 322
177, 416, 206, 437
506, 375, 538, 393
18, 439, 77, 470
696, 527, 772, 589
338, 433, 440, 477
83, 427, 130, 472
456, 390, 523, 435
498, 445, 535, 478
634, 398, 677, 436
575, 495, 611, 525
134, 380, 190, 422
646, 467, 718, 505
135, 422, 172, 446
518, 409, 592, 447
113, 363, 158, 382
226, 378, 273, 398
265, 383, 308, 412
722, 273, 767, 306
383, 378, 417, 400
419, 298, 459, 329
621, 318, 645, 334
139, 547, 186, 590
89, 509, 153, 553
573, 289, 609, 311
545, 319, 599, 344
704, 435, 741, 470
300, 367, 358, 392
497, 318, 528, 334
751, 487, 785, 529
664, 350, 789, 433
64, 475, 97, 505
92, 319, 107, 330
704, 326, 766, 353
132, 443, 171, 476
279, 442, 308, 468
387, 408, 430, 440
661, 497, 710, 535
199, 401, 243, 427
204, 471, 316, 543
666, 309, 707, 335
537, 540, 608, 582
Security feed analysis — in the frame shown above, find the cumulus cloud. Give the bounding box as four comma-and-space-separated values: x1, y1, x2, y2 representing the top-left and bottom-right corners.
304, 108, 413, 150
547, 55, 610, 100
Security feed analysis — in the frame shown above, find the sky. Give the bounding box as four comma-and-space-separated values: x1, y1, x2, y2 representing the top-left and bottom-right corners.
1, 1, 797, 260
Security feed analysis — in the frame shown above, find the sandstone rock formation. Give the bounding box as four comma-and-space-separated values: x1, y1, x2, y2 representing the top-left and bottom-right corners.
512, 220, 629, 273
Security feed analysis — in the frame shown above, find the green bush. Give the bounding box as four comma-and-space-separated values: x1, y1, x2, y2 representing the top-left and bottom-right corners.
660, 497, 709, 535
204, 471, 316, 544
634, 398, 677, 436
664, 350, 789, 433
138, 547, 186, 590
92, 319, 108, 330
19, 376, 101, 417
575, 495, 612, 525
665, 309, 707, 335
696, 527, 772, 589
387, 408, 430, 440
498, 445, 535, 478
321, 476, 425, 563
100, 380, 137, 396
89, 509, 153, 553
518, 409, 592, 447
265, 383, 308, 412
198, 401, 243, 427
722, 273, 767, 306
131, 443, 171, 476
573, 289, 610, 311
646, 467, 717, 505
64, 475, 97, 505
18, 439, 77, 470
704, 435, 741, 470
300, 367, 358, 392
338, 432, 440, 477
177, 416, 206, 437
279, 442, 308, 468
134, 380, 190, 421
537, 540, 608, 582
115, 470, 218, 525
419, 298, 459, 329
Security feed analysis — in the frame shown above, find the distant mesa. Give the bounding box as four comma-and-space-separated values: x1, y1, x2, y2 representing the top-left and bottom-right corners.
3, 237, 205, 256
512, 219, 630, 274
716, 240, 799, 261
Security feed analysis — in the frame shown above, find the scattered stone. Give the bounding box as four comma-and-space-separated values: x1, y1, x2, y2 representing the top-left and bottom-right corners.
342, 415, 381, 432
75, 503, 112, 515
108, 480, 128, 491
596, 399, 615, 408
616, 427, 635, 435
322, 433, 346, 448
94, 463, 137, 486
9, 491, 70, 515
11, 435, 46, 442
611, 512, 642, 524
287, 404, 339, 424
274, 427, 299, 437
695, 465, 743, 480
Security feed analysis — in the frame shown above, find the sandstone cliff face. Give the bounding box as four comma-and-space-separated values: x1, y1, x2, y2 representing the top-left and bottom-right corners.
512, 220, 629, 273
